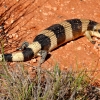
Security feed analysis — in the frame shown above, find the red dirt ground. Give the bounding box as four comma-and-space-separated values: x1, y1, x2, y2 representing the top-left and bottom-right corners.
0, 0, 100, 83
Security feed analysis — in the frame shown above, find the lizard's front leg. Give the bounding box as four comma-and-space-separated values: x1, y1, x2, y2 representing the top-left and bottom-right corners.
84, 31, 96, 44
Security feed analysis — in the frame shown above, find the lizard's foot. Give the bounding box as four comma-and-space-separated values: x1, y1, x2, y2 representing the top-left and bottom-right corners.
16, 41, 29, 51
37, 50, 48, 67
91, 41, 96, 44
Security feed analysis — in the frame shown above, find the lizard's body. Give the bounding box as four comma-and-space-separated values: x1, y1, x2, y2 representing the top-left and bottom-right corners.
0, 19, 100, 64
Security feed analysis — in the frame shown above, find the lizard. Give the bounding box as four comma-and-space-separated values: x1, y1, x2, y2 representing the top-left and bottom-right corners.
0, 18, 100, 66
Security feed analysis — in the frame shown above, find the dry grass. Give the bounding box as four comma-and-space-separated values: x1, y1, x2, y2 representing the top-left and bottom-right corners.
0, 61, 100, 100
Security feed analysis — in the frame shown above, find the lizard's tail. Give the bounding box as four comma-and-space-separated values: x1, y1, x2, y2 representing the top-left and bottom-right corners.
0, 41, 41, 62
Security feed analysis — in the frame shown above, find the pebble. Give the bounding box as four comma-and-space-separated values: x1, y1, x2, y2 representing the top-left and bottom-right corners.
31, 58, 37, 63
77, 46, 81, 50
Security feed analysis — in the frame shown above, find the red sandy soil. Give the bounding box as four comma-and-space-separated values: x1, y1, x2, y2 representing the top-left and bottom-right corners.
0, 0, 100, 83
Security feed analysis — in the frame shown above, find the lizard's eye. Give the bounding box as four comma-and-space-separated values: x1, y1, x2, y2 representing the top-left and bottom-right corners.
98, 30, 100, 33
